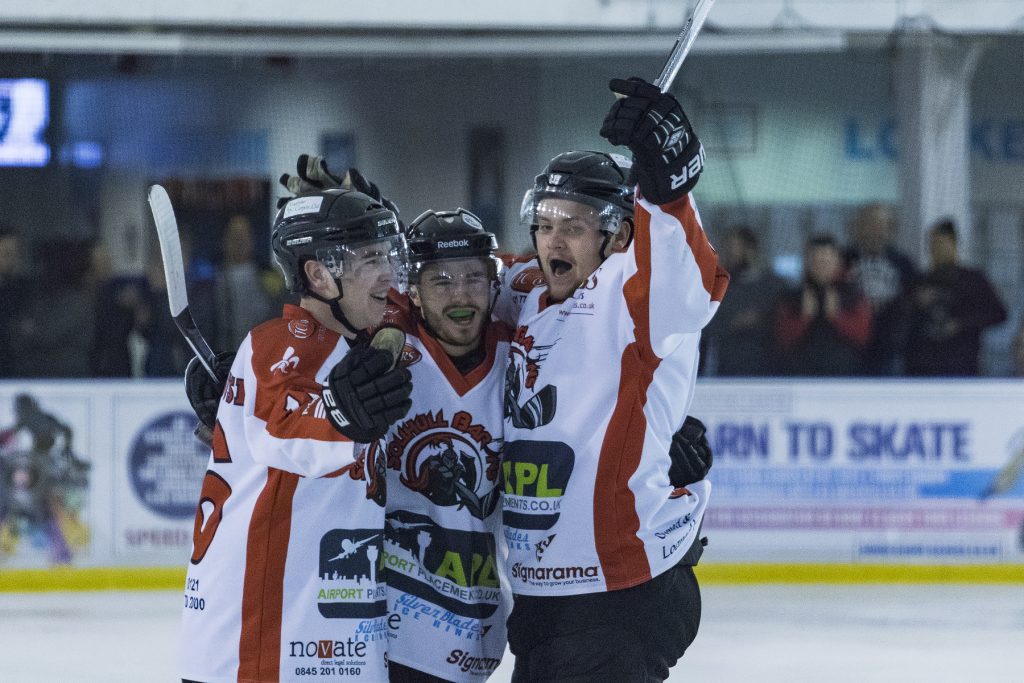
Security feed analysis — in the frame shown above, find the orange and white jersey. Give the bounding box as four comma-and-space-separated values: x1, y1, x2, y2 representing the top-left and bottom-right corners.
180, 304, 389, 683
369, 296, 511, 681
496, 193, 729, 596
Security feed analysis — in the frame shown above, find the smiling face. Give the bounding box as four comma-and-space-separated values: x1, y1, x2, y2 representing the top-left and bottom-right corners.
410, 257, 492, 357
303, 237, 402, 333
533, 198, 629, 302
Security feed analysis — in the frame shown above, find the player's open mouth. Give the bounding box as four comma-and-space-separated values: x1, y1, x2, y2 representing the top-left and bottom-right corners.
549, 259, 573, 277
446, 308, 477, 325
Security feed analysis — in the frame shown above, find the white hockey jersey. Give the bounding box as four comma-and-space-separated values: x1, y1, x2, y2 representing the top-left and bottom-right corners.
369, 297, 511, 681
496, 193, 728, 596
179, 304, 389, 683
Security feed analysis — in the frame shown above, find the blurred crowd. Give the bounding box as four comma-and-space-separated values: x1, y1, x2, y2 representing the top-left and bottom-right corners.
0, 216, 288, 379
0, 203, 1019, 379
702, 203, 1017, 377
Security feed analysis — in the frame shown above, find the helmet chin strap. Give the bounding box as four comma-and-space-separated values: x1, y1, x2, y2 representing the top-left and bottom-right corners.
307, 279, 362, 337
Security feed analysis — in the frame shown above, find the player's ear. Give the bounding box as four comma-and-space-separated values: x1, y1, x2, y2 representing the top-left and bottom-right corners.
609, 218, 633, 254
304, 260, 339, 298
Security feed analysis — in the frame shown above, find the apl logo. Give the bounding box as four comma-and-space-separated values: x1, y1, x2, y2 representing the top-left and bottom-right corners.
502, 440, 574, 531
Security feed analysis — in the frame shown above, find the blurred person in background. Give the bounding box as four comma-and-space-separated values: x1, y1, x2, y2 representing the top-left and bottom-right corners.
701, 225, 784, 375
776, 234, 872, 376
88, 242, 141, 377
214, 214, 277, 352
905, 219, 1007, 376
1012, 322, 1024, 377
844, 203, 917, 375
0, 226, 31, 378
18, 239, 95, 377
137, 252, 192, 376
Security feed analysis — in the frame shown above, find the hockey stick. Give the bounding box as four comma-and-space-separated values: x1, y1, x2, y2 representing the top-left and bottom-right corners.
654, 0, 717, 92
147, 184, 226, 383
614, 0, 716, 98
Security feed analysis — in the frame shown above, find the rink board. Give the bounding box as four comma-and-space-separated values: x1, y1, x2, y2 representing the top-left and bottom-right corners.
0, 379, 1022, 590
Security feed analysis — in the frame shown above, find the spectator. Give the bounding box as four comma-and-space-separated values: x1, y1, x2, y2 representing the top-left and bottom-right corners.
0, 227, 31, 377
701, 225, 785, 375
19, 240, 95, 377
214, 214, 275, 352
88, 243, 143, 377
137, 253, 190, 376
905, 219, 1008, 376
845, 203, 917, 375
776, 234, 872, 375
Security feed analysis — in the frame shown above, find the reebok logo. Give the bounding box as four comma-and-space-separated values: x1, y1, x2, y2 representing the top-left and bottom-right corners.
437, 239, 470, 249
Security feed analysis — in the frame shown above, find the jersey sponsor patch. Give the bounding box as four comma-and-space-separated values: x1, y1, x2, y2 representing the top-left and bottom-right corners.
510, 267, 546, 293
283, 195, 323, 218
501, 440, 575, 531
399, 344, 422, 367
383, 509, 501, 620
288, 319, 314, 339
317, 528, 387, 619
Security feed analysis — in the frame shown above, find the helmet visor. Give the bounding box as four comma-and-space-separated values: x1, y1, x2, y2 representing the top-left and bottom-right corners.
315, 235, 408, 292
520, 189, 625, 235
412, 256, 499, 294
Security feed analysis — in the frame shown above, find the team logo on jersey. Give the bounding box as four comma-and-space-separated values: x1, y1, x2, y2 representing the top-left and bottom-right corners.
505, 326, 557, 429
270, 346, 300, 374
386, 410, 500, 520
534, 533, 556, 562
383, 509, 500, 620
317, 528, 387, 619
400, 344, 422, 367
287, 319, 314, 339
510, 267, 546, 293
502, 439, 575, 531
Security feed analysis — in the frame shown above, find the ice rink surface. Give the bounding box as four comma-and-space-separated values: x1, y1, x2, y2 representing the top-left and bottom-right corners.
0, 583, 1021, 682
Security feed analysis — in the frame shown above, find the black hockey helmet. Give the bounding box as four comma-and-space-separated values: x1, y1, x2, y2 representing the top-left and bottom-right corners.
271, 188, 405, 294
521, 150, 635, 237
405, 208, 500, 285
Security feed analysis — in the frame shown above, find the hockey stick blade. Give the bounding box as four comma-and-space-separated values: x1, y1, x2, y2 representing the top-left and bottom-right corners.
654, 0, 717, 92
147, 184, 224, 382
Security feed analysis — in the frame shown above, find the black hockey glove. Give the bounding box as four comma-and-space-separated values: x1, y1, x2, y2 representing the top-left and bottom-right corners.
600, 77, 705, 205
322, 345, 413, 443
668, 415, 713, 486
185, 351, 234, 446
278, 155, 401, 220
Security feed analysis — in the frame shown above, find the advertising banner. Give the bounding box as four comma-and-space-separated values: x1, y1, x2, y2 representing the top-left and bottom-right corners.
3, 379, 1023, 573
693, 380, 1024, 564
0, 381, 203, 570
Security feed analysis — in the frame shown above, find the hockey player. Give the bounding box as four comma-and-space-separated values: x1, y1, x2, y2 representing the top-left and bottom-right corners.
374, 208, 510, 682
497, 77, 728, 682
179, 188, 414, 683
